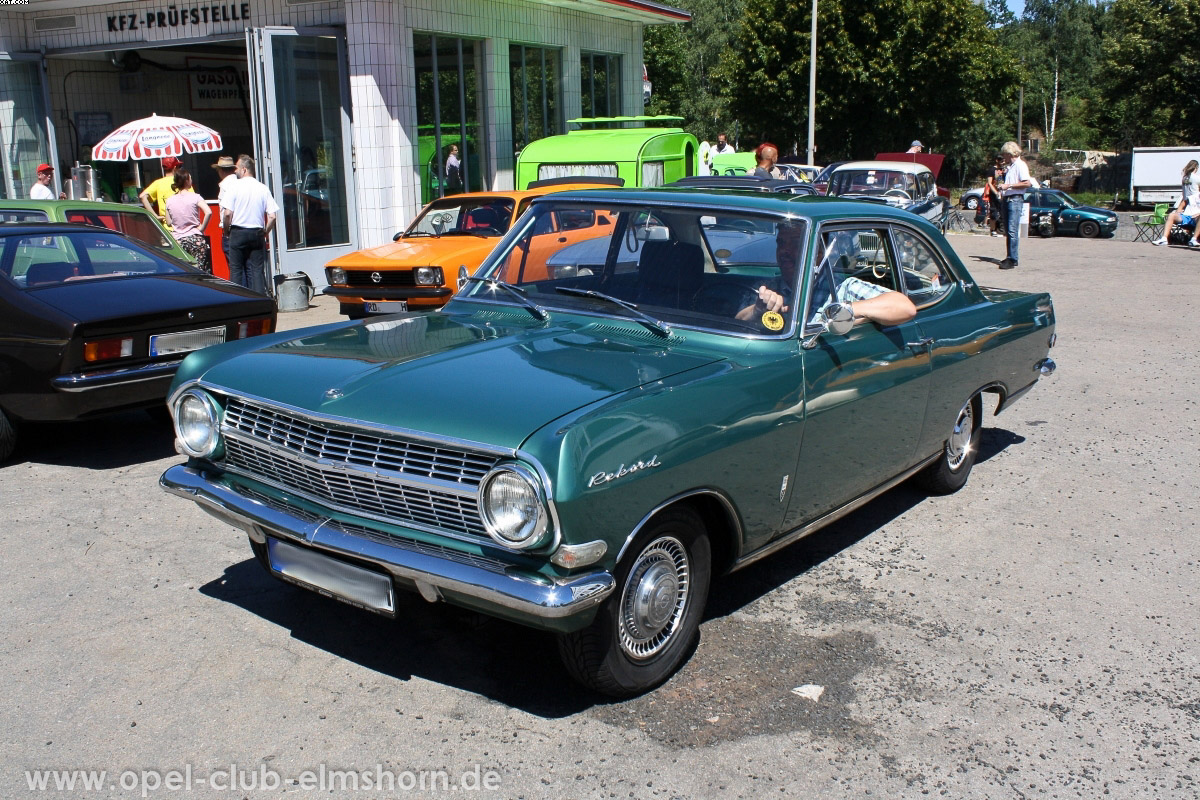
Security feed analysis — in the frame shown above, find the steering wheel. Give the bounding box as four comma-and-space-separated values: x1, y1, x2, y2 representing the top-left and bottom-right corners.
872, 263, 889, 279
691, 279, 763, 318
884, 188, 912, 200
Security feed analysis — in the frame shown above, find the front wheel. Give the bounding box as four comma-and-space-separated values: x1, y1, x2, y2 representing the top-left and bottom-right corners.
963, 196, 980, 210
557, 507, 711, 696
914, 395, 982, 495
0, 408, 16, 463
1078, 219, 1100, 238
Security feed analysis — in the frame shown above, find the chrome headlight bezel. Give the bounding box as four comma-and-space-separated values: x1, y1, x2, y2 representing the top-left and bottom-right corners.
414, 266, 445, 286
173, 389, 222, 458
478, 463, 551, 550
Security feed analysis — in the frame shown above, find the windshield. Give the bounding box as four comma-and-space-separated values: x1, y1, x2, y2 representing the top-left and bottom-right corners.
405, 197, 516, 237
462, 201, 806, 335
828, 170, 916, 198
0, 230, 193, 289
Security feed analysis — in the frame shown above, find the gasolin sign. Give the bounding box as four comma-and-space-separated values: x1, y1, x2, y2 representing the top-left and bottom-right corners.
187, 56, 251, 111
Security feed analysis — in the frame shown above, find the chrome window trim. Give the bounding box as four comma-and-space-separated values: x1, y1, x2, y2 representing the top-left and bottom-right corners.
885, 222, 962, 311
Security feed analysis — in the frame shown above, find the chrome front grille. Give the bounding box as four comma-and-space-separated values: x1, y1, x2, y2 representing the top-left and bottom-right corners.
221, 397, 500, 540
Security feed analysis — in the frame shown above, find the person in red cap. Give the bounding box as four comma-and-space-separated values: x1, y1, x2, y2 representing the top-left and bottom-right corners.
31, 163, 65, 200
139, 156, 190, 229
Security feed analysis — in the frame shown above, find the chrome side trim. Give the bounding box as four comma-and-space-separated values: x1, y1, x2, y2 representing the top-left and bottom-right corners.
613, 489, 744, 565
52, 359, 182, 392
731, 452, 940, 571
159, 464, 613, 620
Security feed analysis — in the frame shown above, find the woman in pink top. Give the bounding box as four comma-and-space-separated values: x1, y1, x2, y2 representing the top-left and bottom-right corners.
165, 170, 213, 273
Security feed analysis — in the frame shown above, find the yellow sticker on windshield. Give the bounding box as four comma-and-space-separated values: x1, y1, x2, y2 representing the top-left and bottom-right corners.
761, 311, 784, 331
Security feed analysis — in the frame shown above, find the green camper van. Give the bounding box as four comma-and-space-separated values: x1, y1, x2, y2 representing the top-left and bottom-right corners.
515, 116, 698, 190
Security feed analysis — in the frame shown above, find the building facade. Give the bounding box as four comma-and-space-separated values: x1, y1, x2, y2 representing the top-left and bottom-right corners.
1, 0, 686, 285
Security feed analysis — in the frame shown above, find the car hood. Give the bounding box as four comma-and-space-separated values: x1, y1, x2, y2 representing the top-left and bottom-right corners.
326, 236, 499, 269
1063, 205, 1116, 218
194, 312, 724, 449
26, 274, 270, 329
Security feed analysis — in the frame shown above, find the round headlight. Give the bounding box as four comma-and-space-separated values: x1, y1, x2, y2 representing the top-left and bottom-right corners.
327, 267, 347, 284
479, 465, 550, 549
174, 390, 221, 458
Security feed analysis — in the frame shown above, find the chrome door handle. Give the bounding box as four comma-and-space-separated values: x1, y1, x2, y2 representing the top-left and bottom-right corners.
906, 337, 934, 352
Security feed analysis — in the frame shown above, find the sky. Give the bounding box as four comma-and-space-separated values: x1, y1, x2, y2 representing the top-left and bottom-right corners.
1008, 0, 1025, 16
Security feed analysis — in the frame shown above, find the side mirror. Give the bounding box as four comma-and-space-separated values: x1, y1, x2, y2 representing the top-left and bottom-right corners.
393, 231, 403, 242
823, 302, 855, 335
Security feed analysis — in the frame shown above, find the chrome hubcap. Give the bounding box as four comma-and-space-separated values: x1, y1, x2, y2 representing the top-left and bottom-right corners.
946, 399, 975, 470
618, 536, 690, 660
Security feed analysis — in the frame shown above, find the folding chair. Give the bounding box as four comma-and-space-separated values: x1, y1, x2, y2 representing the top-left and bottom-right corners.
1132, 203, 1169, 243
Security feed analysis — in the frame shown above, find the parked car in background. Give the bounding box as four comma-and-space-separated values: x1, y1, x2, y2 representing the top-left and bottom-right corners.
960, 187, 984, 210
1025, 188, 1117, 238
826, 161, 949, 223
0, 223, 275, 462
0, 199, 192, 263
776, 163, 819, 183
160, 189, 1057, 696
322, 178, 622, 319
667, 175, 818, 195
810, 161, 848, 195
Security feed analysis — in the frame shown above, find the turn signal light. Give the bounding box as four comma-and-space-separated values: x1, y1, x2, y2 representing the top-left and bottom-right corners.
237, 318, 274, 339
83, 337, 133, 362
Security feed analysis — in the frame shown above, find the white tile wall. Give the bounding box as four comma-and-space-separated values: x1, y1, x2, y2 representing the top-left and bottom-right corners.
4, 0, 663, 254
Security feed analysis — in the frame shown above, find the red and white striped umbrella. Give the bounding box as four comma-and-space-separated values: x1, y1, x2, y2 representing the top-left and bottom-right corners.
91, 113, 223, 161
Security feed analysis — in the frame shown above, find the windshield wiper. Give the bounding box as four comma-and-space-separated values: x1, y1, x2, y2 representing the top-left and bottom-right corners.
400, 231, 436, 238
461, 276, 548, 320
554, 287, 672, 338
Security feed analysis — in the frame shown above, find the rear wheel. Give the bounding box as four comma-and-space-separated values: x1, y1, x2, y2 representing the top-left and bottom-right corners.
1078, 219, 1100, 238
915, 395, 982, 495
964, 195, 980, 210
0, 408, 16, 462
558, 507, 711, 696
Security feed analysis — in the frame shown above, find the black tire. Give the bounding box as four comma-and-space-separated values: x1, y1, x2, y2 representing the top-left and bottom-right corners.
964, 196, 980, 210
557, 507, 711, 697
1078, 219, 1100, 238
915, 394, 982, 495
0, 408, 16, 463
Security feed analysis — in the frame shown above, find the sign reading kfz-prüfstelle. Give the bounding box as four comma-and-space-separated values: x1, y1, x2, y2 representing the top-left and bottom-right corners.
107, 3, 250, 32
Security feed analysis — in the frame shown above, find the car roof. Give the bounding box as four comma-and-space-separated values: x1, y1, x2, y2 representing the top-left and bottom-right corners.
0, 222, 130, 235
526, 187, 941, 226
423, 181, 623, 203
666, 176, 817, 194
0, 199, 156, 213
832, 161, 934, 175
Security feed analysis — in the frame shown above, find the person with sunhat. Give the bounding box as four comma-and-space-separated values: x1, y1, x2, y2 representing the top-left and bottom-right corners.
907, 140, 924, 153
30, 163, 65, 200
212, 155, 239, 259
139, 156, 188, 228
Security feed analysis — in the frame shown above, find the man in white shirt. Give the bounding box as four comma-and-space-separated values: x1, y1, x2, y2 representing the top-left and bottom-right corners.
996, 141, 1033, 269
30, 163, 63, 200
212, 155, 239, 261
713, 134, 735, 155
220, 155, 279, 295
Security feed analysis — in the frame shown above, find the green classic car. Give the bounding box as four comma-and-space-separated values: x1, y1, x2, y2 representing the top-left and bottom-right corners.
0, 199, 192, 263
159, 190, 1057, 696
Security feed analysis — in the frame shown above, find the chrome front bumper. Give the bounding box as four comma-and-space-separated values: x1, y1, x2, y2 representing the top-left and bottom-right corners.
160, 464, 615, 627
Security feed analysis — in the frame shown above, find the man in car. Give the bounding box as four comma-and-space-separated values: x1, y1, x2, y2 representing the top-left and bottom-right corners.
737, 223, 916, 327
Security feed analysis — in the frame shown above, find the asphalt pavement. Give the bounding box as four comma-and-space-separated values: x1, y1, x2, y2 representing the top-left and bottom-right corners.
1, 232, 1197, 799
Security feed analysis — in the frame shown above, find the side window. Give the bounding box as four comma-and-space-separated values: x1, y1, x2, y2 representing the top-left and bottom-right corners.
894, 228, 954, 305
808, 227, 896, 323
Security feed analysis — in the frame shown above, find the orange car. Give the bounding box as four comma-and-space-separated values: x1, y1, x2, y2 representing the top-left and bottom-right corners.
323, 179, 621, 318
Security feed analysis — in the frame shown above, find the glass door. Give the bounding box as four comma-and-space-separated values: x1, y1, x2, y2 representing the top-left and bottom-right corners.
0, 56, 59, 200
247, 26, 357, 288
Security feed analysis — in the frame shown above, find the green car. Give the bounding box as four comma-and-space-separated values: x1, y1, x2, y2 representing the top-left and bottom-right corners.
0, 199, 192, 263
1024, 188, 1118, 238
160, 190, 1057, 696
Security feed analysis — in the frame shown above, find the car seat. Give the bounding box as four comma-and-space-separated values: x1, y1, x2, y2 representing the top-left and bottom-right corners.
25, 262, 81, 286
635, 240, 704, 310
464, 206, 500, 230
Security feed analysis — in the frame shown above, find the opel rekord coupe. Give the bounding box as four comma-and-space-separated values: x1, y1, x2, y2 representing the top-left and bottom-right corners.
161, 190, 1057, 696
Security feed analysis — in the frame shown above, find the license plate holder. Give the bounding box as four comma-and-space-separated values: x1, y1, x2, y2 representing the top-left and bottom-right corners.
149, 325, 226, 357
365, 301, 408, 314
266, 538, 396, 616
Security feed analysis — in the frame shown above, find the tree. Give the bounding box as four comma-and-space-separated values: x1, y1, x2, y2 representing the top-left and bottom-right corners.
718, 0, 1019, 163
1095, 0, 1200, 148
643, 0, 745, 143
